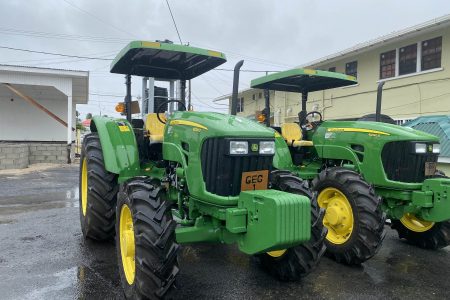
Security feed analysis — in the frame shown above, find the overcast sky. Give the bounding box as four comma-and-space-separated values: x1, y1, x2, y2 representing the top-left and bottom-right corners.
0, 0, 448, 118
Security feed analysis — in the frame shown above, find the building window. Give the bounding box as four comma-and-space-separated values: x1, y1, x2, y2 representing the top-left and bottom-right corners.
258, 92, 262, 99
345, 61, 357, 78
236, 97, 244, 113
421, 36, 442, 71
328, 67, 336, 72
399, 43, 417, 75
252, 94, 256, 100
380, 50, 396, 79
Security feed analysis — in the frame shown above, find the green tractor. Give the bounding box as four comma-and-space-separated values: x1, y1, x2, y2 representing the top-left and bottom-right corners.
79, 41, 327, 299
242, 68, 450, 265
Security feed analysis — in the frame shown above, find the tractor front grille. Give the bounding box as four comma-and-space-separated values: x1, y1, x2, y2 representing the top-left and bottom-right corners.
381, 141, 438, 183
201, 138, 274, 197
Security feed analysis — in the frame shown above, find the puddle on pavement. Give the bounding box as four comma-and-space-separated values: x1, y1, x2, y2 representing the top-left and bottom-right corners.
0, 187, 79, 217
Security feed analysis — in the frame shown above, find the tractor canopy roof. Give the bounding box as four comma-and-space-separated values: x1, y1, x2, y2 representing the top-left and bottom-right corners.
250, 68, 357, 93
110, 41, 226, 80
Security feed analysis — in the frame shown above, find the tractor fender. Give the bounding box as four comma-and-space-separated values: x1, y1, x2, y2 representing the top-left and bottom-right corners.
90, 116, 140, 179
163, 142, 187, 167
319, 144, 362, 171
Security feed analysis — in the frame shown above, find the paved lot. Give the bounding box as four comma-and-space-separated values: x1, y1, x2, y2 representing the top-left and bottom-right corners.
1, 164, 449, 299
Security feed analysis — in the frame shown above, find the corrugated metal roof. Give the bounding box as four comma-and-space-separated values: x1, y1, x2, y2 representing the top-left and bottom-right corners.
403, 115, 450, 158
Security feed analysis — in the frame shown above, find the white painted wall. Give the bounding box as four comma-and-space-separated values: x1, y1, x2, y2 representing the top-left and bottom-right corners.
0, 66, 88, 143
0, 95, 72, 141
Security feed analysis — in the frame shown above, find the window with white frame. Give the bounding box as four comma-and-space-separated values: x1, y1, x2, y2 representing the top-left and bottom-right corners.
399, 43, 417, 76
380, 50, 396, 79
345, 61, 358, 78
379, 36, 442, 80
236, 97, 244, 113
422, 36, 442, 71
395, 119, 413, 126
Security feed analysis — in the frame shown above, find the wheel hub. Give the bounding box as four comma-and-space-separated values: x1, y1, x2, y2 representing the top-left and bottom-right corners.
81, 158, 88, 216
400, 213, 435, 232
267, 249, 287, 258
119, 204, 135, 285
318, 187, 354, 245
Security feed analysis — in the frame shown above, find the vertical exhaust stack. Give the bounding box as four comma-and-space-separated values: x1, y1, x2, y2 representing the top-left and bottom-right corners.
375, 81, 385, 122
231, 60, 244, 115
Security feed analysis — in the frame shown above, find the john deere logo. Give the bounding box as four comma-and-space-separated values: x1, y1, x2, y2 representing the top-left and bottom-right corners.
428, 145, 433, 152
251, 143, 259, 152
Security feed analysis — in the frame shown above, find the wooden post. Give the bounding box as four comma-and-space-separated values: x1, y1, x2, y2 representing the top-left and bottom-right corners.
2, 83, 75, 131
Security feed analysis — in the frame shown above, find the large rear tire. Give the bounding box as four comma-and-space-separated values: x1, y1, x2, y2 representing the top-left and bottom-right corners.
312, 167, 386, 264
116, 178, 179, 299
392, 215, 450, 249
79, 133, 118, 241
256, 170, 327, 281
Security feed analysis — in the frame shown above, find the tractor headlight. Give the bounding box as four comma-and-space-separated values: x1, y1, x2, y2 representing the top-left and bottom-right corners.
432, 143, 440, 154
230, 141, 248, 155
415, 143, 427, 154
259, 141, 275, 155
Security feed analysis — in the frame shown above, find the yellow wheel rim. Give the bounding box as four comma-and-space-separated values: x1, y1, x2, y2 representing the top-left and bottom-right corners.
81, 158, 88, 216
267, 249, 287, 258
318, 187, 354, 245
400, 213, 434, 232
119, 204, 135, 285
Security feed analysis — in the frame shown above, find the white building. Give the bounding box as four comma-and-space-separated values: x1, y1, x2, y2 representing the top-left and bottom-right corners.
0, 65, 88, 169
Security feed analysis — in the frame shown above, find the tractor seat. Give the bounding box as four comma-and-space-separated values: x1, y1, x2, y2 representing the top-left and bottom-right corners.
145, 113, 166, 143
281, 123, 314, 147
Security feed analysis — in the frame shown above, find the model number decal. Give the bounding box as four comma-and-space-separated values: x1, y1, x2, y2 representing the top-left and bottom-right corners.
117, 122, 130, 132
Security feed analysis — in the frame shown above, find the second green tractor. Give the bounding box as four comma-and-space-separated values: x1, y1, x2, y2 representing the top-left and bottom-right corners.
246, 68, 450, 265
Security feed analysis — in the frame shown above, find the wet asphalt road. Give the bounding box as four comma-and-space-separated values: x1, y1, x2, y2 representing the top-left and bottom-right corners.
1, 164, 450, 300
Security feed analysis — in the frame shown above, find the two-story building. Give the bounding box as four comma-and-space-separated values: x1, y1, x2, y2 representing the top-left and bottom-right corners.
217, 14, 450, 126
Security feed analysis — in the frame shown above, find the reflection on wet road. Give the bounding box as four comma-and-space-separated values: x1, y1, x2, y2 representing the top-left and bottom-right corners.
0, 165, 449, 299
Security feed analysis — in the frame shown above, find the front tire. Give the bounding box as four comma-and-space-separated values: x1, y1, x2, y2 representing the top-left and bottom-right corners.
79, 133, 118, 240
392, 215, 450, 249
256, 170, 327, 281
312, 167, 386, 265
116, 178, 179, 299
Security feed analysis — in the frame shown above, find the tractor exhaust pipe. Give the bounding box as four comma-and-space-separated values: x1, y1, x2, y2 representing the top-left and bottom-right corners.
231, 60, 244, 115
375, 81, 385, 122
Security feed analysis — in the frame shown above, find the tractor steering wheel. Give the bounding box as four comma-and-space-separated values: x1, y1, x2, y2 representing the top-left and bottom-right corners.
305, 111, 323, 122
302, 111, 323, 130
156, 100, 187, 124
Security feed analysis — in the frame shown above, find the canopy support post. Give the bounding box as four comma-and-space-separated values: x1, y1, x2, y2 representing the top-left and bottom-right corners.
125, 75, 132, 122
299, 91, 308, 126
180, 79, 186, 110
264, 89, 270, 127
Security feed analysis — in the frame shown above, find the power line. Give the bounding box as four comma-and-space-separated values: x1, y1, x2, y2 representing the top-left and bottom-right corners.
0, 45, 113, 61
165, 0, 183, 44
0, 46, 283, 74
62, 0, 137, 38
214, 68, 280, 73
0, 27, 129, 44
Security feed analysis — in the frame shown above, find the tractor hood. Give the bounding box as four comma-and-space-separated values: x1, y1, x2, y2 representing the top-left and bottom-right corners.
169, 111, 275, 138
318, 120, 440, 141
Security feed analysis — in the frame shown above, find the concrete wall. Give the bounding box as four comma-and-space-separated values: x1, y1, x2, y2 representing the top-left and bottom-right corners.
0, 144, 28, 170
0, 142, 70, 170
0, 88, 76, 141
